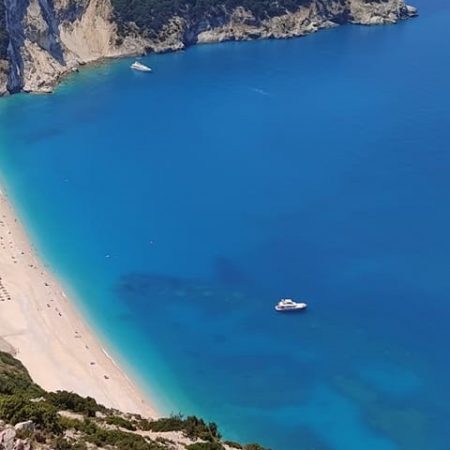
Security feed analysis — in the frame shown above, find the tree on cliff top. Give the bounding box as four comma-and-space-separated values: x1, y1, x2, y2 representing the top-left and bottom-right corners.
111, 0, 312, 36
0, 1, 8, 59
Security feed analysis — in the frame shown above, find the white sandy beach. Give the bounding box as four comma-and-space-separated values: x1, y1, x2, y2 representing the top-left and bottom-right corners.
0, 186, 156, 417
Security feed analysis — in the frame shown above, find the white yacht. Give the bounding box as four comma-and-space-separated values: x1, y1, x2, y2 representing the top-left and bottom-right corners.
275, 298, 307, 312
131, 61, 152, 72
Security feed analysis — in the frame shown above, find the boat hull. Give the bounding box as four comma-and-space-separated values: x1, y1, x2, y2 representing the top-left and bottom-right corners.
131, 63, 152, 72
132, 68, 151, 73
275, 305, 307, 312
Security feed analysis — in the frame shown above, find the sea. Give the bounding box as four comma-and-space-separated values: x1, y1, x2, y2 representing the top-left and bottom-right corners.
0, 0, 449, 448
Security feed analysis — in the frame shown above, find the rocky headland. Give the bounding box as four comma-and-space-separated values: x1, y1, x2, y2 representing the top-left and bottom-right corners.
0, 0, 417, 96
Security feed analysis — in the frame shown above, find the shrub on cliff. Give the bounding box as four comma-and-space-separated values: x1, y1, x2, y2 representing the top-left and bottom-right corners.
83, 426, 162, 450
141, 414, 221, 441
111, 0, 312, 36
46, 390, 104, 417
0, 351, 44, 397
186, 443, 224, 450
0, 395, 61, 433
0, 1, 8, 59
106, 415, 137, 430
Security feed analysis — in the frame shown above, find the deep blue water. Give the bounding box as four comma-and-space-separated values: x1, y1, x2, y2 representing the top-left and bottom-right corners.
1, 1, 450, 448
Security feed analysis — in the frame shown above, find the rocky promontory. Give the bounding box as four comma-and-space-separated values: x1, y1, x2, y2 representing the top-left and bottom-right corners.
0, 0, 417, 96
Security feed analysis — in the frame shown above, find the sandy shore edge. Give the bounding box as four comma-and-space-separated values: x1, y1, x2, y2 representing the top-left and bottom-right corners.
0, 183, 157, 417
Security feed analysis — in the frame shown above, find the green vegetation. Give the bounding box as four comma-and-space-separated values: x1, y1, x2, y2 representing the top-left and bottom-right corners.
140, 414, 222, 442
60, 418, 165, 450
46, 391, 105, 417
111, 0, 312, 37
224, 442, 243, 449
186, 442, 224, 450
0, 396, 61, 433
106, 414, 137, 430
0, 0, 7, 59
0, 351, 270, 450
185, 443, 271, 450
242, 445, 269, 450
0, 351, 44, 397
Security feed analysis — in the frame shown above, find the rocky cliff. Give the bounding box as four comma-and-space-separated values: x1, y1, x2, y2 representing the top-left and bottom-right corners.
0, 0, 417, 96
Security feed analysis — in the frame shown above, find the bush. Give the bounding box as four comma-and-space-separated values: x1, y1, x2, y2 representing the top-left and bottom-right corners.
53, 436, 74, 450
58, 416, 85, 431
224, 442, 242, 449
186, 443, 224, 450
0, 352, 44, 398
58, 417, 163, 450
0, 396, 61, 433
140, 414, 185, 432
184, 416, 221, 442
0, 1, 8, 59
141, 415, 221, 441
72, 442, 89, 450
106, 415, 137, 431
46, 391, 104, 417
85, 427, 163, 450
111, 0, 312, 37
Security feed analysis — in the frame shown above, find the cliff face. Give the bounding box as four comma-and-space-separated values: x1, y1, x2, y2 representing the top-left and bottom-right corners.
0, 0, 417, 96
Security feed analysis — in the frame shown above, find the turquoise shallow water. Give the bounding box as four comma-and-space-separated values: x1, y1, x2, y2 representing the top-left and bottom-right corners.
1, 1, 450, 448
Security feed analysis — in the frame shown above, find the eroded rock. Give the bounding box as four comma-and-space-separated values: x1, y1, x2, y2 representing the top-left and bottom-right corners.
0, 0, 418, 96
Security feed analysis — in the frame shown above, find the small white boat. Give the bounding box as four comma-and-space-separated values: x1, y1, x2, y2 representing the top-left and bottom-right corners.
275, 298, 307, 312
131, 61, 152, 72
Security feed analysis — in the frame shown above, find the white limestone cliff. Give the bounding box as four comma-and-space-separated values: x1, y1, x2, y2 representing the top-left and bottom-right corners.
0, 0, 417, 96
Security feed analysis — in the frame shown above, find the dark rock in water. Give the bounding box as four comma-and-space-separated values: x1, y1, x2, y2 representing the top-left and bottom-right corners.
23, 127, 63, 145
117, 273, 193, 304
213, 255, 249, 286
115, 271, 257, 331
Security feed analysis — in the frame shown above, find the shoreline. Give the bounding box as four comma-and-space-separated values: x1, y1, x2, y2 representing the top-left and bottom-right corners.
0, 1, 417, 96
0, 181, 157, 417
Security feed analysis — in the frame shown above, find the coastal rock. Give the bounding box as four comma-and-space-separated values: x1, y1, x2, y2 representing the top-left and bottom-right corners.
13, 421, 34, 433
147, 17, 186, 53
12, 440, 32, 450
0, 423, 33, 450
0, 0, 418, 96
0, 426, 16, 450
406, 5, 418, 16
21, 39, 63, 93
0, 60, 8, 95
348, 0, 417, 25
195, 6, 339, 44
58, 0, 126, 63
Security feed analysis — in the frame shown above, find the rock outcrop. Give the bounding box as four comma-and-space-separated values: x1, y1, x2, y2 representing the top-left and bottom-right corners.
0, 425, 17, 450
0, 60, 8, 94
14, 421, 35, 434
349, 0, 417, 24
0, 0, 417, 96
